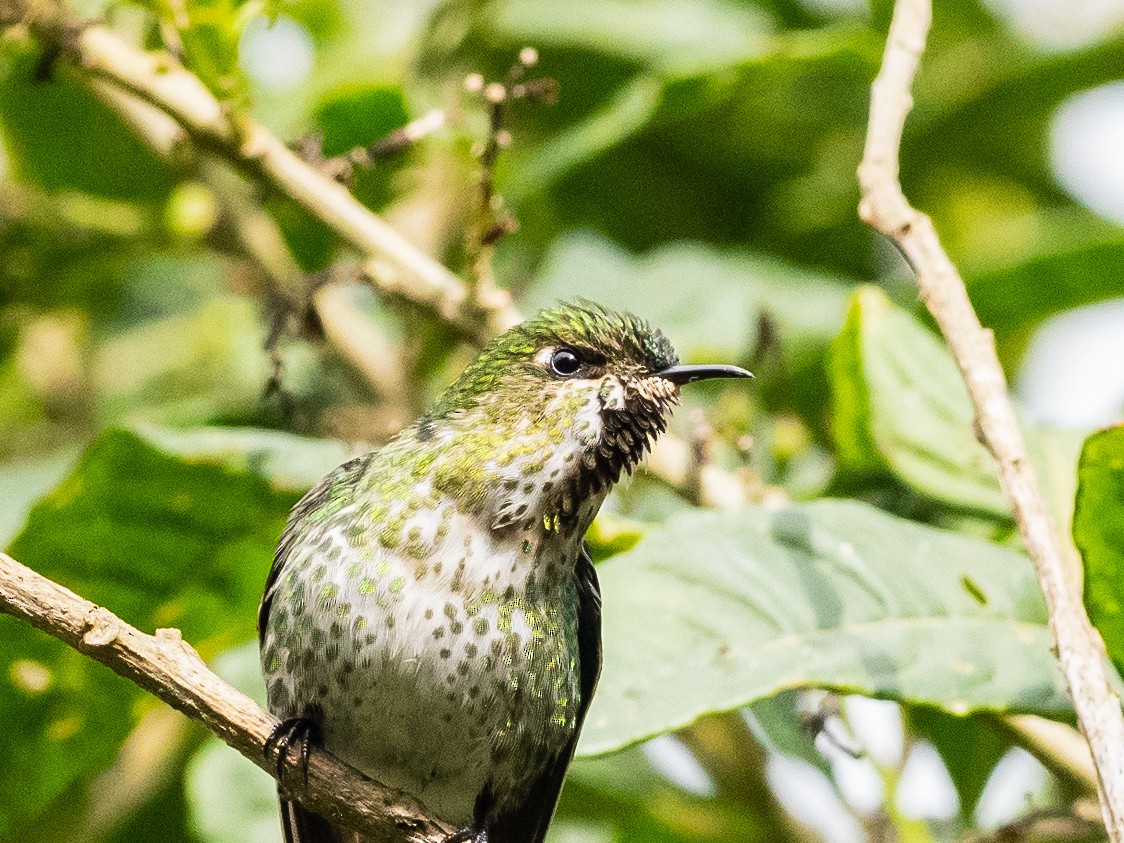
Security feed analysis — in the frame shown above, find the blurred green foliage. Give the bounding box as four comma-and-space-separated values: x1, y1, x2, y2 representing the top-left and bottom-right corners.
2, 0, 1123, 840
1075, 427, 1124, 681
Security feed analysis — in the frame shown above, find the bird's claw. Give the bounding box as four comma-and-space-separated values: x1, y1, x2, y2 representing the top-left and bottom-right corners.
264, 714, 322, 785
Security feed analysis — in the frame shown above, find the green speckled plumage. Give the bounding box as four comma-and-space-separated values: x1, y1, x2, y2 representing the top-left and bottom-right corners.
258, 301, 741, 843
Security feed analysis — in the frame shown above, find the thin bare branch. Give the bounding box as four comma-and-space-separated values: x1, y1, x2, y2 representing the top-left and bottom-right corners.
3, 0, 518, 342
858, 0, 1124, 837
463, 49, 554, 303
0, 552, 453, 843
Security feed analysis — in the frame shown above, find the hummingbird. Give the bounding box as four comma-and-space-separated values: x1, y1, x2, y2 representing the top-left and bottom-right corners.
258, 299, 751, 843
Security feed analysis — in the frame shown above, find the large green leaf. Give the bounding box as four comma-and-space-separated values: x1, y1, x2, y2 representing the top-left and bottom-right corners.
828, 285, 1088, 568
1073, 425, 1124, 679
830, 286, 1009, 516
579, 500, 1068, 755
0, 426, 339, 835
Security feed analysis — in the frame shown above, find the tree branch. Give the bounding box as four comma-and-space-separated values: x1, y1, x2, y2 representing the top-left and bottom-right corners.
1, 0, 519, 344
87, 59, 409, 408
858, 0, 1124, 837
0, 552, 453, 843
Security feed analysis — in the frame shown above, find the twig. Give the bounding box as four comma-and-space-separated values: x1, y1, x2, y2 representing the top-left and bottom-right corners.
0, 552, 453, 843
857, 0, 1124, 837
1003, 715, 1098, 795
463, 48, 555, 302
960, 800, 1103, 843
79, 60, 408, 407
294, 110, 448, 182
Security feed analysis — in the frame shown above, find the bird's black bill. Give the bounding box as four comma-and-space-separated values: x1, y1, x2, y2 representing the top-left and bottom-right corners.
658, 364, 754, 385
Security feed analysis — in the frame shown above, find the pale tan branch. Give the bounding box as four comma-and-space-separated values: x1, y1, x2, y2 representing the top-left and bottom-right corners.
85, 71, 407, 405
857, 0, 1124, 837
0, 552, 453, 843
1005, 715, 1098, 794
3, 0, 518, 343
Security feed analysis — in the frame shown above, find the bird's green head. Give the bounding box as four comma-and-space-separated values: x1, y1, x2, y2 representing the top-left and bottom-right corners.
419, 299, 751, 498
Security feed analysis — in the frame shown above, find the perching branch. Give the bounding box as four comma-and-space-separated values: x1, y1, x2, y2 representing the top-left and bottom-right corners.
0, 552, 453, 843
858, 0, 1124, 837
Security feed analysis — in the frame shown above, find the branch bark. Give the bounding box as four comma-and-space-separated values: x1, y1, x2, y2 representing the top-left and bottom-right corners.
0, 552, 453, 843
858, 0, 1124, 837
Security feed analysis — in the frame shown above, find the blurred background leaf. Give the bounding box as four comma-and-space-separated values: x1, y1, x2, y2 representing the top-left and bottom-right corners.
583, 500, 1068, 756
1074, 425, 1124, 680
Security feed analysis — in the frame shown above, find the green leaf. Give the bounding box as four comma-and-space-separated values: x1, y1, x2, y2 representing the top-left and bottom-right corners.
967, 223, 1124, 352
0, 52, 175, 201
170, 0, 262, 99
829, 285, 1088, 565
746, 691, 828, 774
314, 85, 410, 211
137, 424, 350, 492
1073, 425, 1124, 679
0, 426, 312, 834
489, 25, 881, 276
907, 707, 1009, 819
270, 82, 412, 271
578, 500, 1068, 756
314, 85, 409, 157
92, 294, 317, 428
506, 76, 663, 198
829, 286, 1009, 516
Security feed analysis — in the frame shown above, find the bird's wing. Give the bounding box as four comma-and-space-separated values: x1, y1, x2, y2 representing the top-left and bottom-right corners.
260, 453, 373, 843
258, 453, 373, 644
488, 540, 603, 843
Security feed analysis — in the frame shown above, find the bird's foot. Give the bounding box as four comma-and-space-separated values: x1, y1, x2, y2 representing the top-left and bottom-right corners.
444, 828, 488, 843
264, 712, 322, 785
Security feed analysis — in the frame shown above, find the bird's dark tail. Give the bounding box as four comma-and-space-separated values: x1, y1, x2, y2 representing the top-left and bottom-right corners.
280, 799, 355, 843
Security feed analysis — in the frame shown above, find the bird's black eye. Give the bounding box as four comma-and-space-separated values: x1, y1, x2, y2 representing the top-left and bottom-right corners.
550, 348, 582, 377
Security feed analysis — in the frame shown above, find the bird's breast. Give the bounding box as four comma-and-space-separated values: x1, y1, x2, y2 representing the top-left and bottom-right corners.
261, 497, 586, 826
